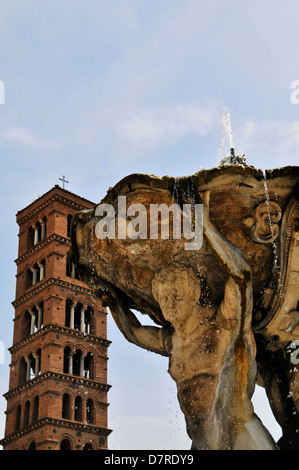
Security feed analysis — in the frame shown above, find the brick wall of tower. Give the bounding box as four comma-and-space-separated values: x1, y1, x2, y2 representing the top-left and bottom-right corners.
7, 317, 108, 391
1, 186, 111, 451
13, 244, 107, 345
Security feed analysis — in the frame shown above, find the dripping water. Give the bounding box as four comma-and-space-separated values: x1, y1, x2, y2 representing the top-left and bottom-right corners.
262, 169, 279, 280
262, 170, 273, 233
172, 177, 180, 204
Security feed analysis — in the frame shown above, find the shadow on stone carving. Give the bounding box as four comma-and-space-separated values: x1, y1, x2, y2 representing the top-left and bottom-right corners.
69, 163, 299, 450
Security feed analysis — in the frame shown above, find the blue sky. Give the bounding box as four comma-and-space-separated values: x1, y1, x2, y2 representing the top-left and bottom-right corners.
1, 0, 299, 449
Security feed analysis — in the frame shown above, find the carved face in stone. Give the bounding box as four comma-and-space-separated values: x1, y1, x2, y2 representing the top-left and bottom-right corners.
69, 167, 299, 452
151, 264, 202, 326
70, 168, 299, 329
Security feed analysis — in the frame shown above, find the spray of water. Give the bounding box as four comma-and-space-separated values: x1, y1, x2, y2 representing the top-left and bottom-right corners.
218, 113, 234, 161
218, 112, 247, 166
223, 112, 234, 149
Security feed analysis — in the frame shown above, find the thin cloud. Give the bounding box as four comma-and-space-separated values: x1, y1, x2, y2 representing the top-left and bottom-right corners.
116, 102, 221, 149
73, 127, 98, 146
0, 126, 60, 150
236, 119, 299, 168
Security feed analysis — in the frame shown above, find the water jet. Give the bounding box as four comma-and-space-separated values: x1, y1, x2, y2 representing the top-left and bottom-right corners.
69, 155, 299, 449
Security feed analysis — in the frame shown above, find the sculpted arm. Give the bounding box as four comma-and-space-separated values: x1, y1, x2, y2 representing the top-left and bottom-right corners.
202, 191, 251, 281
103, 289, 169, 357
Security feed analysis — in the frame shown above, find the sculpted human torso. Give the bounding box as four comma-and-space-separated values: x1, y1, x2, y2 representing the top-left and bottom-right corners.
151, 264, 258, 449
71, 168, 299, 450
100, 192, 276, 449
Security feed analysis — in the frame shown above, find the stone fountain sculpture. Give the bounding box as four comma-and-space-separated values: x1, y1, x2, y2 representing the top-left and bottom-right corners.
69, 154, 299, 450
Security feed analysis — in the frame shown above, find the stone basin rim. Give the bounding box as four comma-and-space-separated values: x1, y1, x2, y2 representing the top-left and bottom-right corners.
101, 164, 299, 204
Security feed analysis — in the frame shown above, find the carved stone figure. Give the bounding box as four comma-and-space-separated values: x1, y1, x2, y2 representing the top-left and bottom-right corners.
69, 164, 299, 450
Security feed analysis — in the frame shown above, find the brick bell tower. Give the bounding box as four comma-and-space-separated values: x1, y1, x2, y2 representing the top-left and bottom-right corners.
0, 185, 111, 450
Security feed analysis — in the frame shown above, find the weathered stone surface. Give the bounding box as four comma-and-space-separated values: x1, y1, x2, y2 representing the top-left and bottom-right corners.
69, 164, 299, 450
